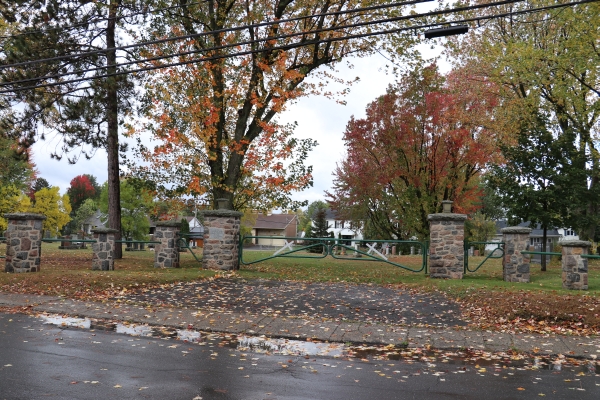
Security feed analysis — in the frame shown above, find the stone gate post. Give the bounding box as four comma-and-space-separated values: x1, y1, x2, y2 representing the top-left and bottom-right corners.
4, 213, 46, 273
201, 199, 242, 270
561, 240, 590, 290
154, 221, 181, 268
427, 201, 466, 279
91, 228, 118, 271
501, 227, 531, 283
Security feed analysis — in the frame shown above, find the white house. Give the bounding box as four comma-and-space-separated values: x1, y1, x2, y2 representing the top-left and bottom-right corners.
324, 209, 363, 244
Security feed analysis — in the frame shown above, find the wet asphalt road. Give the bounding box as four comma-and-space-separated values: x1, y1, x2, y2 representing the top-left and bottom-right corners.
1, 313, 599, 399
120, 279, 466, 327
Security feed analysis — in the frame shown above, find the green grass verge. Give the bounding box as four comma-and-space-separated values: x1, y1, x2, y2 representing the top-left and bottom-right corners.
0, 244, 598, 300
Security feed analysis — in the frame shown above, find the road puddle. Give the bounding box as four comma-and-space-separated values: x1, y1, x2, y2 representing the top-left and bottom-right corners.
233, 335, 345, 357
39, 314, 600, 375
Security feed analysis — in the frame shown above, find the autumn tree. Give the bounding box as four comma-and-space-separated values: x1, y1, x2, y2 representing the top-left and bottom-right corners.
448, 0, 600, 239
130, 0, 419, 211
28, 177, 50, 201
327, 64, 500, 239
0, 134, 35, 230
29, 186, 72, 237
67, 175, 98, 212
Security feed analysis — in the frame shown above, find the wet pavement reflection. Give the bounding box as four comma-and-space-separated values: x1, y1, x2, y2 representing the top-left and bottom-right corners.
40, 313, 600, 377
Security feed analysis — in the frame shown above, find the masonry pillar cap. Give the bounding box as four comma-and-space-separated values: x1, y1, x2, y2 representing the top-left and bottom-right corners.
501, 226, 532, 234
155, 220, 181, 227
4, 212, 47, 220
91, 228, 119, 234
202, 209, 243, 218
559, 239, 591, 247
427, 213, 467, 221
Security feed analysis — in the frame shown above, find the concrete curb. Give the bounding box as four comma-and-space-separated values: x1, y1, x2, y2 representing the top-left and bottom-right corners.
1, 293, 599, 359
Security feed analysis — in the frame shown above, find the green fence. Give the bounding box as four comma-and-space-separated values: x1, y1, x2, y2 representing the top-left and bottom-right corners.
239, 236, 428, 273
464, 241, 504, 273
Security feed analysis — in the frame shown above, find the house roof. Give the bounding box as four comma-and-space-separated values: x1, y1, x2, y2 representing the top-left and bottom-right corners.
83, 210, 106, 228
495, 220, 561, 237
325, 209, 339, 221
253, 214, 297, 230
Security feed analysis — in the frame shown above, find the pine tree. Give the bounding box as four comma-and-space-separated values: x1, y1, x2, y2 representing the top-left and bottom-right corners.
1, 0, 142, 257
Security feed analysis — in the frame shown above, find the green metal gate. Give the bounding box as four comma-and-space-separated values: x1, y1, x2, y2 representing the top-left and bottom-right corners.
239, 236, 428, 273
463, 241, 504, 273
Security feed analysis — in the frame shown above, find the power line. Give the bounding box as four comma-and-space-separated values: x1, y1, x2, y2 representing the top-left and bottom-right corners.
1, 0, 596, 95
0, 0, 210, 40
0, 0, 524, 87
0, 0, 439, 70
0, 0, 439, 87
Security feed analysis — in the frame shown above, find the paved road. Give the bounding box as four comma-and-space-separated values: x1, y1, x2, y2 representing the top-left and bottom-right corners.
1, 313, 599, 399
120, 279, 465, 327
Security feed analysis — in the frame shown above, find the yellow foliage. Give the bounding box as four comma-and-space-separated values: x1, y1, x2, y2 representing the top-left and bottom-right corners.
29, 187, 72, 236
0, 185, 31, 232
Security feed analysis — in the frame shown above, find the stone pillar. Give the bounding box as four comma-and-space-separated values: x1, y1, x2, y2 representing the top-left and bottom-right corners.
4, 213, 46, 273
154, 221, 181, 268
561, 240, 590, 290
501, 227, 531, 283
202, 205, 242, 271
427, 202, 467, 279
91, 228, 118, 271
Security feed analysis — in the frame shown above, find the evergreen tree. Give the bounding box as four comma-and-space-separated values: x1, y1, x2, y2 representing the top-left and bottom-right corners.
311, 208, 331, 238
1, 0, 142, 257
490, 114, 585, 271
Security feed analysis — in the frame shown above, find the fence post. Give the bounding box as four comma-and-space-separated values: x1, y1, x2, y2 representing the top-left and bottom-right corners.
201, 200, 242, 270
91, 228, 118, 271
561, 240, 590, 290
427, 201, 467, 279
154, 221, 181, 268
4, 213, 46, 273
501, 227, 531, 283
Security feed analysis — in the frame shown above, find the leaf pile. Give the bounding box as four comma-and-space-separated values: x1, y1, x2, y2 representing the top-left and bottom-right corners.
459, 290, 600, 336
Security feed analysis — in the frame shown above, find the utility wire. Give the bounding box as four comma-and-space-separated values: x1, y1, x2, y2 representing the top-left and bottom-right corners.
0, 0, 522, 85
1, 0, 596, 95
0, 0, 440, 86
0, 0, 443, 70
0, 0, 210, 40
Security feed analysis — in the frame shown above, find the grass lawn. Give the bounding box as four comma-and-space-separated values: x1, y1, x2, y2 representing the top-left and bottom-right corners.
1, 243, 599, 334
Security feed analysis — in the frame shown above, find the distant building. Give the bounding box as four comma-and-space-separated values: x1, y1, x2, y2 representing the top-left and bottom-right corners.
184, 216, 204, 247
488, 220, 578, 263
251, 213, 298, 246
82, 210, 107, 234
324, 209, 363, 244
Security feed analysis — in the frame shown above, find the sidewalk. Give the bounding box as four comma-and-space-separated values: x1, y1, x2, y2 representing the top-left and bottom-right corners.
1, 281, 599, 359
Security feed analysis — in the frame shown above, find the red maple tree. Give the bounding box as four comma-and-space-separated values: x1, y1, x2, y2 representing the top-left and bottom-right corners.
67, 175, 97, 212
327, 64, 502, 239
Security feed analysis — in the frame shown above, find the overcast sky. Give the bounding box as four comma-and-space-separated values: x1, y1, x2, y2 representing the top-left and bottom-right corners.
32, 12, 447, 209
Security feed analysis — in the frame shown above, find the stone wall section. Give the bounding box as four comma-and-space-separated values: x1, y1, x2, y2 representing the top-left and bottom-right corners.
4, 213, 46, 273
91, 228, 118, 271
427, 213, 467, 279
154, 221, 181, 268
561, 240, 590, 290
501, 227, 532, 283
202, 210, 242, 270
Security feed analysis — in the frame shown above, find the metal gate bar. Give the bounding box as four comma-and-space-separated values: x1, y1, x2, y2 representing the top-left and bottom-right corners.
239, 236, 428, 273
464, 241, 504, 273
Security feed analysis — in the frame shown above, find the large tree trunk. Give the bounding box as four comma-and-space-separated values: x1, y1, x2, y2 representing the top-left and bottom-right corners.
106, 0, 122, 259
